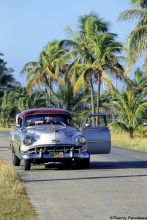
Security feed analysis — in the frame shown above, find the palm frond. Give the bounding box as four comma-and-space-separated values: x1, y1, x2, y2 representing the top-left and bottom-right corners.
118, 8, 147, 21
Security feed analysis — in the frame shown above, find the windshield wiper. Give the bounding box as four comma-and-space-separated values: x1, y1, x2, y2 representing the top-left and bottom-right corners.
51, 117, 66, 128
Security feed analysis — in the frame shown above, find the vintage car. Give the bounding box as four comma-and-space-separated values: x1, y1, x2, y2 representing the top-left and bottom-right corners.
9, 108, 111, 170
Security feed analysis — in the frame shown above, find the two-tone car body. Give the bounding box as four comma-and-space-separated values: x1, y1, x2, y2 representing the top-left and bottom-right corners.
9, 108, 111, 170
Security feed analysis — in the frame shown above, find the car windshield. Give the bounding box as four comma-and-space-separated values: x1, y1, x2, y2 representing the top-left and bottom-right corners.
25, 114, 73, 127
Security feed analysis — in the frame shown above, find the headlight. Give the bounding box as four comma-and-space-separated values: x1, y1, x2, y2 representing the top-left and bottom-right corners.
78, 136, 86, 144
22, 150, 31, 154
23, 137, 32, 145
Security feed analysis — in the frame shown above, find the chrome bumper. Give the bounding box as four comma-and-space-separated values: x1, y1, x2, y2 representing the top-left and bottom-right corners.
20, 152, 89, 160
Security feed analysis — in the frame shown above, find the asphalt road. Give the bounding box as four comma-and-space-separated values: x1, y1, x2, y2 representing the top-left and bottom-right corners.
1, 131, 147, 220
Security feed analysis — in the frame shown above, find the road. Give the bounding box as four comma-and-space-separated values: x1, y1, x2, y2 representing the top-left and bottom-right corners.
1, 131, 147, 220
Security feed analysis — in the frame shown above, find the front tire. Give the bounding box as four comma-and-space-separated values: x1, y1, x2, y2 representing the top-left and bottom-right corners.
64, 159, 72, 168
22, 159, 31, 170
12, 153, 20, 166
76, 157, 90, 169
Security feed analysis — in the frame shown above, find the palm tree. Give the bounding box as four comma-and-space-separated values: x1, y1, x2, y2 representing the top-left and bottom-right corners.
0, 56, 20, 91
135, 125, 147, 138
108, 89, 147, 138
125, 67, 147, 94
118, 0, 147, 72
57, 12, 120, 114
14, 87, 46, 112
18, 92, 46, 111
56, 81, 89, 112
86, 31, 124, 114
0, 90, 17, 127
21, 40, 65, 106
65, 23, 124, 114
56, 81, 76, 111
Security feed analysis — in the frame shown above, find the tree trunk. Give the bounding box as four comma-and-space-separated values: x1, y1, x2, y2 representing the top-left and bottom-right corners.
45, 89, 49, 107
97, 73, 101, 114
89, 76, 95, 114
89, 76, 95, 126
48, 75, 51, 107
129, 128, 134, 138
44, 75, 51, 107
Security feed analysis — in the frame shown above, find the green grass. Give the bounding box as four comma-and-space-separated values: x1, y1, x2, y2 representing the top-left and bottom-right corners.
0, 124, 15, 131
0, 159, 37, 219
111, 133, 147, 152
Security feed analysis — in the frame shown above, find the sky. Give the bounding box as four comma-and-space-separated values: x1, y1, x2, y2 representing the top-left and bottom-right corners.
1, 0, 137, 90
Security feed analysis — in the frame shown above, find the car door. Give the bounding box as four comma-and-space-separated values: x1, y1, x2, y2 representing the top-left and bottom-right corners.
81, 114, 111, 154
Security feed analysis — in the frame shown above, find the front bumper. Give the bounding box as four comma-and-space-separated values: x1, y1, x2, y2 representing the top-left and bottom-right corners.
20, 152, 89, 160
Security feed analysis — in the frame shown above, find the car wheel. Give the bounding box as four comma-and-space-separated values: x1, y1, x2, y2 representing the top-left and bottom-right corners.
76, 157, 90, 169
12, 153, 20, 166
22, 159, 31, 170
64, 159, 72, 167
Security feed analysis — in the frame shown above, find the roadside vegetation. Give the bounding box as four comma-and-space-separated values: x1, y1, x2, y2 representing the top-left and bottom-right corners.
111, 133, 147, 152
0, 0, 147, 215
0, 159, 36, 219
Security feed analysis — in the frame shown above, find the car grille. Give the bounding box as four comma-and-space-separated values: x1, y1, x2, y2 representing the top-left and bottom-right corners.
28, 145, 82, 154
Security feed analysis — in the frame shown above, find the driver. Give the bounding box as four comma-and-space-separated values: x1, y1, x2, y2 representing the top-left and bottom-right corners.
45, 118, 50, 124
43, 118, 51, 124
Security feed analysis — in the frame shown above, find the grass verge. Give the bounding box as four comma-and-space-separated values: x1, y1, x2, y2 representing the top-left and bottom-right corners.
0, 125, 15, 131
111, 133, 147, 152
0, 159, 37, 219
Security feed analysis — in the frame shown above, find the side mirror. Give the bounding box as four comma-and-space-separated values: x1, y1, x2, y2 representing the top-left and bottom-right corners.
85, 123, 90, 127
81, 123, 90, 131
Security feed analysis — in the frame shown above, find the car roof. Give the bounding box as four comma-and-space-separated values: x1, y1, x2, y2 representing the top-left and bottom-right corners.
20, 108, 71, 117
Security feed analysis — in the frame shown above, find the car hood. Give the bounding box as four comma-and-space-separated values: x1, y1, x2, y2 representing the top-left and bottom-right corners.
26, 126, 81, 145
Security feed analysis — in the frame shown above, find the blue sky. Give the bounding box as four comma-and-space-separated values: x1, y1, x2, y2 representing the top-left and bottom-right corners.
1, 0, 136, 90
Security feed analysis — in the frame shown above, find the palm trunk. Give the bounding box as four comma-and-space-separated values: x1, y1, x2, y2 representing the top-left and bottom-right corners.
97, 72, 101, 114
129, 128, 134, 138
45, 89, 49, 107
89, 76, 95, 126
48, 75, 51, 107
44, 75, 51, 107
89, 76, 95, 114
